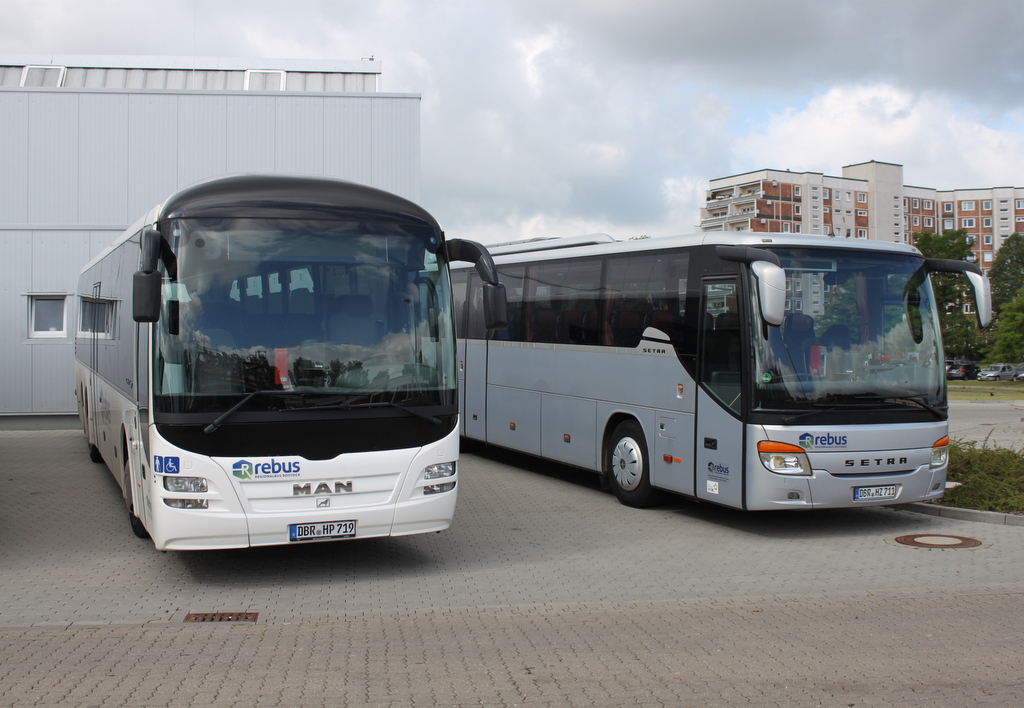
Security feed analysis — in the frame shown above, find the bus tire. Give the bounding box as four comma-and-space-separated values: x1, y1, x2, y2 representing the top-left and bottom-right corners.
606, 420, 661, 508
89, 443, 103, 463
124, 457, 149, 539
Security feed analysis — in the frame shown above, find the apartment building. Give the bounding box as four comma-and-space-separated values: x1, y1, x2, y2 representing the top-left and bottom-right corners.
700, 160, 1024, 273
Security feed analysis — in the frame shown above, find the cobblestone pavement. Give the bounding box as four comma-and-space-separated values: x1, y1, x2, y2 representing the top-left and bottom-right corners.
2, 429, 1024, 707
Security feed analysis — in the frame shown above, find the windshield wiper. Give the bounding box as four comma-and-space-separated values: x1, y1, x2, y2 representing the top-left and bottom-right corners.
280, 399, 443, 426
203, 389, 280, 434
850, 394, 946, 419
779, 394, 944, 424
781, 406, 843, 425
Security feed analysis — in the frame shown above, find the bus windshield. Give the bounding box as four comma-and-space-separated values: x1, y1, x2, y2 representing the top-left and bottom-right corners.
153, 218, 456, 416
752, 247, 945, 411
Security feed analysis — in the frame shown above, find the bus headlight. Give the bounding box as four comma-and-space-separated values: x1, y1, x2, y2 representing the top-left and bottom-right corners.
163, 476, 209, 493
423, 462, 456, 495
424, 462, 456, 479
757, 441, 813, 476
931, 436, 949, 469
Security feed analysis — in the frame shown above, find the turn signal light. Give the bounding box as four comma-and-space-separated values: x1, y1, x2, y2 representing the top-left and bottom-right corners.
757, 440, 812, 476
931, 436, 949, 469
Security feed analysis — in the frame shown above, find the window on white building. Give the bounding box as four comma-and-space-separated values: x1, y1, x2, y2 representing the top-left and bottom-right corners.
983, 201, 992, 210
984, 218, 993, 227
857, 192, 867, 203
20, 65, 66, 87
924, 217, 933, 227
943, 203, 953, 213
961, 201, 975, 211
244, 70, 285, 90
962, 218, 976, 228
29, 296, 66, 338
984, 235, 993, 245
924, 200, 933, 210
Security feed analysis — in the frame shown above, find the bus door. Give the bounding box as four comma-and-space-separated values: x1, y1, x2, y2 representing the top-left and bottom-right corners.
87, 283, 102, 447
462, 274, 488, 441
694, 278, 745, 509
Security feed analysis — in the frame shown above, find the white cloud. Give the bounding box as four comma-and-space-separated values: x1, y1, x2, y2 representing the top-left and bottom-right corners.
735, 84, 1024, 189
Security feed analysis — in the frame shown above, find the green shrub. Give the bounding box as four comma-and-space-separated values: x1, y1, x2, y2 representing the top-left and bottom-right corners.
943, 438, 1024, 512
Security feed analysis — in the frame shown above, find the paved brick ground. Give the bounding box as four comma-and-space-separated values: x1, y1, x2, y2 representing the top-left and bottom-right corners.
2, 430, 1024, 706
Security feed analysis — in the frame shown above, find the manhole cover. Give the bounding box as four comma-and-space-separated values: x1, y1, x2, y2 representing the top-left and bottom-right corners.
184, 612, 259, 623
894, 534, 982, 549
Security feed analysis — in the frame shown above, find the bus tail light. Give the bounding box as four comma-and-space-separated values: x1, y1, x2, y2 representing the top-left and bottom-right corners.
931, 436, 949, 469
757, 441, 812, 476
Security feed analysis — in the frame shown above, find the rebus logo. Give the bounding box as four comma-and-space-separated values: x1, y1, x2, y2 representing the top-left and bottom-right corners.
799, 432, 848, 450
707, 461, 730, 476
232, 458, 302, 480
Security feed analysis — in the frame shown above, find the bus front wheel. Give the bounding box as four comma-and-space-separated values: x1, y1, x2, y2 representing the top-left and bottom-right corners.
606, 421, 661, 508
124, 457, 149, 539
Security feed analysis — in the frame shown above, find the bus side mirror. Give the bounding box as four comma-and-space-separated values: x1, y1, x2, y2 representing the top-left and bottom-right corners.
448, 237, 507, 330
751, 261, 786, 327
141, 228, 161, 273
482, 282, 508, 330
133, 270, 161, 323
925, 257, 992, 328
964, 269, 992, 328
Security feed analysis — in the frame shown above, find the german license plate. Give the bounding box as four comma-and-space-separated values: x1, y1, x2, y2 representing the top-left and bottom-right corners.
289, 520, 356, 541
853, 485, 898, 501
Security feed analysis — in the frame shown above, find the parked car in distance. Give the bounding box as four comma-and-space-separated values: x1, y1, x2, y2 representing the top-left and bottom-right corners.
947, 362, 981, 380
978, 363, 1017, 381
945, 359, 955, 372
1013, 364, 1024, 382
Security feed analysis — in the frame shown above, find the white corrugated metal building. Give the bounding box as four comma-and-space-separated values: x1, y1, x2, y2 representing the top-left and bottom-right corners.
0, 54, 421, 426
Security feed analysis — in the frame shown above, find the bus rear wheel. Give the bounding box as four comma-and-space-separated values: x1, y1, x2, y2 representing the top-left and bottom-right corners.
606, 420, 662, 508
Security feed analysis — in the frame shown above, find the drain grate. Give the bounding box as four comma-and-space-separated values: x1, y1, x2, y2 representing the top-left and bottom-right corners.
184, 611, 259, 623
895, 534, 982, 549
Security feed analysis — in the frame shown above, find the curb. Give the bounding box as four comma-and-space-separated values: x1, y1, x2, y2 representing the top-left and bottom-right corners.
898, 502, 1024, 527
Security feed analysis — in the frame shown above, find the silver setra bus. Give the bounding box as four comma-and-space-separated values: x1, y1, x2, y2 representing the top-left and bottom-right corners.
452, 232, 990, 510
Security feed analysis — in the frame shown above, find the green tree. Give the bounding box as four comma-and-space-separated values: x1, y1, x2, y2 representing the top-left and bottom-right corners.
985, 287, 1024, 363
987, 232, 1024, 314
912, 229, 983, 359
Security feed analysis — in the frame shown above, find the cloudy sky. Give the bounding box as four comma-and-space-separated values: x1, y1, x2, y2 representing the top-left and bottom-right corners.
7, 0, 1024, 243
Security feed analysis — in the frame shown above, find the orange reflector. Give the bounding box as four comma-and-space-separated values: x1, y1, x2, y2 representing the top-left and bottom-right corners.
757, 440, 806, 454
663, 455, 672, 463
933, 435, 949, 447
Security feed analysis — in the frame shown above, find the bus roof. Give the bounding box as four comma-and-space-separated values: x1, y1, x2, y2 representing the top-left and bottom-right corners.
156, 174, 441, 228
79, 174, 443, 275
474, 232, 923, 266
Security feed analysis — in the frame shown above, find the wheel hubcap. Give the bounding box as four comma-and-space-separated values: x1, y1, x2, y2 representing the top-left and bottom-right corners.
612, 436, 643, 491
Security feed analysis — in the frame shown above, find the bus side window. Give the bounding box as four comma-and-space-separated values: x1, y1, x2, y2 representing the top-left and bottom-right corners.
466, 275, 485, 340
497, 265, 524, 341
450, 269, 468, 338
